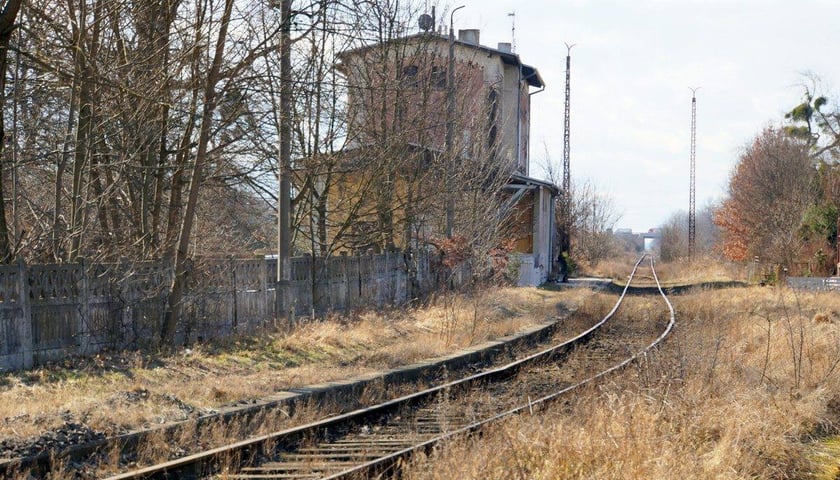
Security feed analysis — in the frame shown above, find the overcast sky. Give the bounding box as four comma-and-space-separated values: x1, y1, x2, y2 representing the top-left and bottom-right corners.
435, 0, 840, 231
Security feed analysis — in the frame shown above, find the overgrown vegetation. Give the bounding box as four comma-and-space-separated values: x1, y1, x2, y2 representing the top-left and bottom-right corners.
711, 79, 840, 275
403, 281, 840, 479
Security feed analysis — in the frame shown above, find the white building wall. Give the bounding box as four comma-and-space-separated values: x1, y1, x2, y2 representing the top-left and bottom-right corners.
500, 63, 520, 169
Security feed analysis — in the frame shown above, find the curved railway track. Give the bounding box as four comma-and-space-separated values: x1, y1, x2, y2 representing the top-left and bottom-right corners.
107, 255, 675, 480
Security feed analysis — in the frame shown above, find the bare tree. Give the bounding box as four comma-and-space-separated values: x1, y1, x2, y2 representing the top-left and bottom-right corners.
659, 203, 719, 262
544, 152, 622, 269
0, 0, 23, 262
1, 0, 538, 338
571, 180, 621, 265
160, 0, 236, 344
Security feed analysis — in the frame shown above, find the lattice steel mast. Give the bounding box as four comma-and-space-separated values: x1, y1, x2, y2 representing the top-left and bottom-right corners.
688, 88, 699, 262
559, 43, 574, 280
508, 11, 516, 52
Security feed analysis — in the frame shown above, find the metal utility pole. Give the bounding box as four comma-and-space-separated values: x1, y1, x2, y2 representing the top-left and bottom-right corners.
277, 0, 293, 320
688, 87, 699, 262
445, 5, 464, 239
560, 43, 575, 265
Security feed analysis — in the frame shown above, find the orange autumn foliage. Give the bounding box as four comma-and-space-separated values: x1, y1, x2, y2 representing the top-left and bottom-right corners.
714, 127, 815, 265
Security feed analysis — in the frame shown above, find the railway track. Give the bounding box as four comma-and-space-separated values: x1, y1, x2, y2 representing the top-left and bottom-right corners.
106, 255, 674, 480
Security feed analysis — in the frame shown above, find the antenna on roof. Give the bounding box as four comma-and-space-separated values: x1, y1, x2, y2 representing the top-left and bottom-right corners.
508, 11, 516, 52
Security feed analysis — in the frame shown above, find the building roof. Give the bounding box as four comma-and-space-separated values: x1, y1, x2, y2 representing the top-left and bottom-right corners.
337, 32, 545, 88
508, 173, 560, 195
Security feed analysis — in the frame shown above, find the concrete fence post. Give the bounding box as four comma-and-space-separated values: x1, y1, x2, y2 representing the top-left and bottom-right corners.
17, 260, 33, 370
229, 256, 238, 331
384, 251, 390, 305
327, 256, 334, 312
340, 254, 348, 311
396, 251, 405, 304
259, 257, 268, 327
78, 259, 92, 356
118, 265, 134, 349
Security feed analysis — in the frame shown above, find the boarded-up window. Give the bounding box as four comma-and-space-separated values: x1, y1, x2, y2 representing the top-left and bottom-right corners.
430, 66, 446, 89
502, 190, 534, 254
401, 65, 419, 88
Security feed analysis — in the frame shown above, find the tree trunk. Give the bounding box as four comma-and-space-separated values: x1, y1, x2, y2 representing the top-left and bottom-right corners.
164, 16, 202, 260
68, 0, 99, 261
160, 0, 234, 345
0, 0, 23, 263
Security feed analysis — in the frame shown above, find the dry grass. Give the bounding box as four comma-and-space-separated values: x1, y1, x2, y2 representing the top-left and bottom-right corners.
582, 254, 638, 279
0, 286, 589, 456
652, 256, 745, 284
403, 283, 840, 480
586, 255, 745, 285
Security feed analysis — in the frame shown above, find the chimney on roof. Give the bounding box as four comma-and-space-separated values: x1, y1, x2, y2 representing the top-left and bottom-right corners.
497, 42, 512, 53
458, 29, 480, 45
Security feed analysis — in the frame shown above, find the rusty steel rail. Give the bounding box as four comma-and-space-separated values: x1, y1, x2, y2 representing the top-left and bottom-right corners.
106, 255, 671, 480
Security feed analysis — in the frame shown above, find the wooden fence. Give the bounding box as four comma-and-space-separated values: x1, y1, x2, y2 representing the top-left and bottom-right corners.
0, 252, 433, 371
